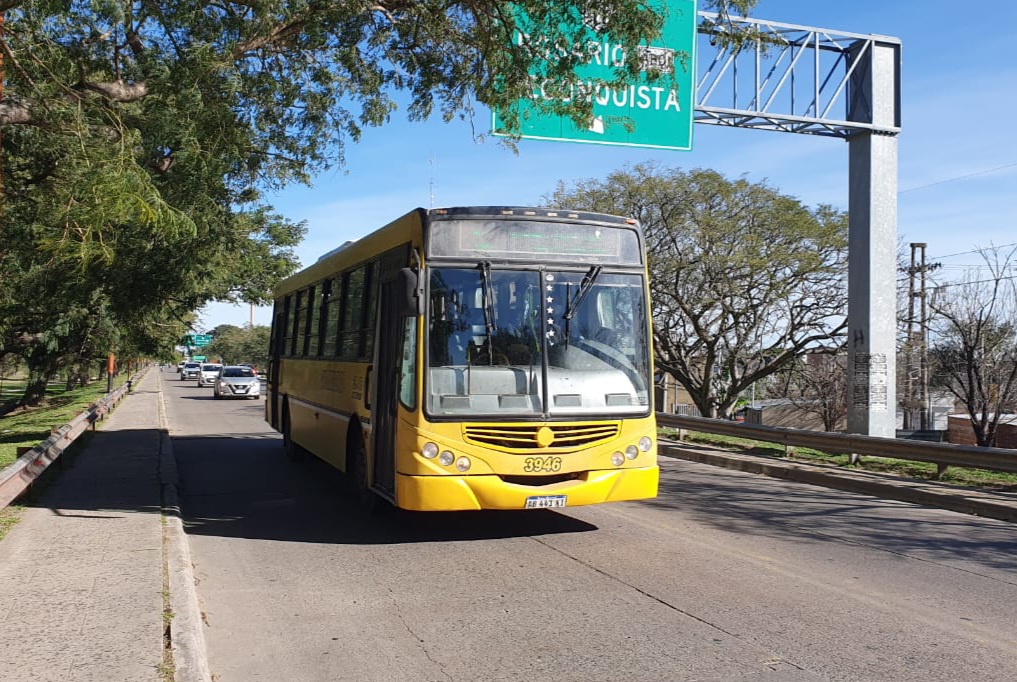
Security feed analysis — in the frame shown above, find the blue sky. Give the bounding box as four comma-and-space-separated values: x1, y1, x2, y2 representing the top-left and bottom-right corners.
201, 0, 1017, 329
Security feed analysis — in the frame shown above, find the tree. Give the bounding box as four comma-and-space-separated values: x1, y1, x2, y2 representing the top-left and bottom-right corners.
1, 1, 757, 163
203, 325, 270, 370
547, 163, 848, 418
928, 246, 1017, 447
784, 351, 848, 432
1, 0, 757, 404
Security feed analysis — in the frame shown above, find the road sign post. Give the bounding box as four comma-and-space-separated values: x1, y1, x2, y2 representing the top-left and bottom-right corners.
493, 0, 697, 150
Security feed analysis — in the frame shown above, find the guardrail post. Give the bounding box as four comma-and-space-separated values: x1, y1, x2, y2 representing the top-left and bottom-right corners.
785, 444, 796, 458
678, 428, 687, 441
936, 463, 949, 479
849, 453, 861, 465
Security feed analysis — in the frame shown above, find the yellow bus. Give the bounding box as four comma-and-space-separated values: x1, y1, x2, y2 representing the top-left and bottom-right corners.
266, 206, 658, 511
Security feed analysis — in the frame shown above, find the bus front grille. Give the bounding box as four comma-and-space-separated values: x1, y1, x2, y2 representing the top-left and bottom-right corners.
463, 423, 620, 452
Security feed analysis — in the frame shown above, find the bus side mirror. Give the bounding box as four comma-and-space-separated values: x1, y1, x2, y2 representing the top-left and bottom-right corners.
398, 268, 424, 317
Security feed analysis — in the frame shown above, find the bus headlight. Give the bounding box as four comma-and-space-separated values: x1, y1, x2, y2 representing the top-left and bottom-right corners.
422, 442, 438, 459
455, 457, 471, 472
639, 436, 653, 452
439, 451, 455, 466
625, 445, 639, 460
611, 452, 625, 466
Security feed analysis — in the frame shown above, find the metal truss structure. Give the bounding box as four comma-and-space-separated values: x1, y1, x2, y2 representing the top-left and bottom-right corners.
694, 11, 901, 139
691, 11, 903, 437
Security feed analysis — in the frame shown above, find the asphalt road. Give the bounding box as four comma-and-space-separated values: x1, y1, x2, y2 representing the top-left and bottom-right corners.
162, 371, 1017, 682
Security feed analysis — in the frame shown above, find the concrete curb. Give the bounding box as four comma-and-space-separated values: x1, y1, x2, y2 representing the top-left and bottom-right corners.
157, 376, 213, 682
661, 441, 1017, 523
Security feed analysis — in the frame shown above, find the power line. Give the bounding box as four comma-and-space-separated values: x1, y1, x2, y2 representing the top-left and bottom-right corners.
898, 161, 1017, 195
936, 263, 1017, 270
931, 272, 1017, 290
929, 242, 1017, 261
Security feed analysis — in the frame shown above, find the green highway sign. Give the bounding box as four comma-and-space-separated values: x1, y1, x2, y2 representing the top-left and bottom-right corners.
183, 334, 213, 347
492, 0, 697, 151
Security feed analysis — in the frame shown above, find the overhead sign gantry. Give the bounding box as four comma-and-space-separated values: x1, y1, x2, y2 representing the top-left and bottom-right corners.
496, 5, 903, 437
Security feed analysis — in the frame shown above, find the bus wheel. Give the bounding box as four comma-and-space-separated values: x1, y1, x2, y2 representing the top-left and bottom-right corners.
282, 405, 304, 461
349, 433, 384, 514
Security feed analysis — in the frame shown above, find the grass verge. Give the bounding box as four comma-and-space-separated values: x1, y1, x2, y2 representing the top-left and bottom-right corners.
660, 428, 1017, 491
0, 376, 129, 469
0, 505, 22, 542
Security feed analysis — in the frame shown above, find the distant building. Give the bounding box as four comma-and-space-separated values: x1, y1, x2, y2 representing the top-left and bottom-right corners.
654, 373, 697, 414
743, 399, 838, 432
947, 413, 1017, 448
896, 390, 954, 430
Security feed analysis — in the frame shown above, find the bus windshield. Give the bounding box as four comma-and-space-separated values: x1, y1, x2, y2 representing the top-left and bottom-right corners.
427, 266, 651, 417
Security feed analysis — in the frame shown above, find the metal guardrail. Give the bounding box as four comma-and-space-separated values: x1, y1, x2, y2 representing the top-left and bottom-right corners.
0, 378, 137, 509
656, 413, 1017, 476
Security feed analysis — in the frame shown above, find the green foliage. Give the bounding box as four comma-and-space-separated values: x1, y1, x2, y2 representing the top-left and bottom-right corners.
202, 325, 271, 369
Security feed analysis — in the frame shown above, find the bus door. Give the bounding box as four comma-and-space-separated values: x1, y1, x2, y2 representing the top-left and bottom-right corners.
268, 301, 287, 429
369, 277, 403, 497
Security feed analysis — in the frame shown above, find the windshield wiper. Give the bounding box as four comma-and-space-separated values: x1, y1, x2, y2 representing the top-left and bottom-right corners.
479, 261, 497, 365
563, 265, 602, 347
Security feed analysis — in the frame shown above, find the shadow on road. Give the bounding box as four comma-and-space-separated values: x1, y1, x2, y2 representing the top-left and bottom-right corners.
646, 456, 1017, 575
172, 434, 599, 546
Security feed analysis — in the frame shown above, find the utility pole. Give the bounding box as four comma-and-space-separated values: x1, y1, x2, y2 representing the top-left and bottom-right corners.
918, 247, 930, 429
904, 243, 940, 430
904, 245, 920, 429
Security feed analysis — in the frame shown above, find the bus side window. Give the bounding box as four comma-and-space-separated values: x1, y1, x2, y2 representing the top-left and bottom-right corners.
304, 284, 318, 356
340, 266, 365, 359
290, 290, 304, 356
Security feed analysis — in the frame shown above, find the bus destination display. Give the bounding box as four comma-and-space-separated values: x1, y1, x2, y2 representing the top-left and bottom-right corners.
428, 219, 642, 264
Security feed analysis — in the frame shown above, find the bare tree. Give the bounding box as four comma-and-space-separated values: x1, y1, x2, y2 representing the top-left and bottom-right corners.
785, 351, 848, 432
928, 246, 1017, 447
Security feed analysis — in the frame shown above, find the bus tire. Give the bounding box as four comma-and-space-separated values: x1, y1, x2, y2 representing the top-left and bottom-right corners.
282, 403, 305, 461
348, 429, 385, 514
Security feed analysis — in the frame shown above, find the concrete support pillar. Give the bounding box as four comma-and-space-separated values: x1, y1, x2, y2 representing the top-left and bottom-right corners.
846, 38, 901, 437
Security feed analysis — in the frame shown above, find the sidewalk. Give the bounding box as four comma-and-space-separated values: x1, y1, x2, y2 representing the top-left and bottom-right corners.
0, 372, 170, 682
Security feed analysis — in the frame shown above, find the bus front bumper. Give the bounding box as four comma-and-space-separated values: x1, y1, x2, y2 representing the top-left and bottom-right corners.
394, 466, 659, 512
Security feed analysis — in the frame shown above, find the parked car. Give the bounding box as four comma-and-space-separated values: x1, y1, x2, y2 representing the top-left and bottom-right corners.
180, 362, 202, 380
213, 366, 261, 399
197, 363, 224, 387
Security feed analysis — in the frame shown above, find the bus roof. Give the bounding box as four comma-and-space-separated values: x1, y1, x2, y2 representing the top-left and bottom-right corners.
273, 206, 640, 298
428, 206, 638, 226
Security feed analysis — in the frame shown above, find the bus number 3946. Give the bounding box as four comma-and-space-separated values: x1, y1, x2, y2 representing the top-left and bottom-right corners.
522, 456, 563, 473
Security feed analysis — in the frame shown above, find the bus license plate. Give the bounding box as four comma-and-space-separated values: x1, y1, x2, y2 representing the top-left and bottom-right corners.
525, 495, 567, 509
